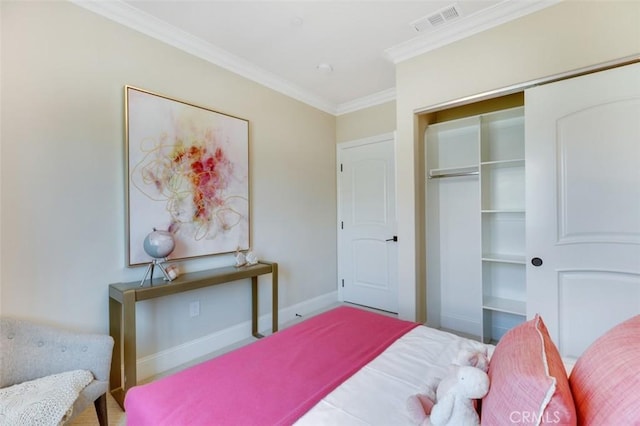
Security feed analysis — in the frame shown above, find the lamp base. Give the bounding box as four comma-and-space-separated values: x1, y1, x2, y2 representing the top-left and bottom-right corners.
140, 258, 174, 287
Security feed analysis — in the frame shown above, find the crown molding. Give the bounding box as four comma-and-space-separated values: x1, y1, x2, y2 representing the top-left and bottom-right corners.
71, 0, 558, 115
385, 0, 561, 64
336, 88, 397, 116
70, 0, 339, 115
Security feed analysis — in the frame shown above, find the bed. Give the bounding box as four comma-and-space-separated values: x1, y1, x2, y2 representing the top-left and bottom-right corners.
124, 306, 640, 425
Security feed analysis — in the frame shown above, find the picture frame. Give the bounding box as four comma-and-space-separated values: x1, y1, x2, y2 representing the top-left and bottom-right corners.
125, 86, 249, 266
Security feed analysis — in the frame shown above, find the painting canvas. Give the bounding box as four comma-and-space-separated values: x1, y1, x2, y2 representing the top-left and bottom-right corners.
126, 86, 249, 266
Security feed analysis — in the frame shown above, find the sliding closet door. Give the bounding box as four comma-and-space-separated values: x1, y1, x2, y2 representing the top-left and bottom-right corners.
526, 62, 640, 359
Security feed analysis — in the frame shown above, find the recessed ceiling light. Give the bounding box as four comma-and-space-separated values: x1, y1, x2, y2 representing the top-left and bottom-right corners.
291, 16, 304, 26
316, 63, 333, 73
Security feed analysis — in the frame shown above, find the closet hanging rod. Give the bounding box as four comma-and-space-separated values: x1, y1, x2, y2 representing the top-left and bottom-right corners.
428, 170, 479, 179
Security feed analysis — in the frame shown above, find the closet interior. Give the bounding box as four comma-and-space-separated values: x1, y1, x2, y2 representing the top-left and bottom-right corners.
425, 94, 525, 344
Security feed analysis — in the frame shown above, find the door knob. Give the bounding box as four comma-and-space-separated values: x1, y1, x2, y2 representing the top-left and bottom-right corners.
385, 236, 398, 242
531, 257, 543, 267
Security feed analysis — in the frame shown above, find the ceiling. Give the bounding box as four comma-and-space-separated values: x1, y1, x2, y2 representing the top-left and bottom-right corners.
75, 1, 556, 115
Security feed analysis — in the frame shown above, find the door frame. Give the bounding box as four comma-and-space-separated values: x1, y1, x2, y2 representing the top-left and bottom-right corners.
336, 132, 397, 304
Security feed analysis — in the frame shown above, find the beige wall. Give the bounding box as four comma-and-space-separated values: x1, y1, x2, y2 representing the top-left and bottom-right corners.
336, 101, 396, 143
394, 1, 640, 321
1, 1, 337, 365
4, 0, 638, 373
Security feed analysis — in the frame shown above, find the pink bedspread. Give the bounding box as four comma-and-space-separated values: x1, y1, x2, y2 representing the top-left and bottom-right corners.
125, 306, 418, 425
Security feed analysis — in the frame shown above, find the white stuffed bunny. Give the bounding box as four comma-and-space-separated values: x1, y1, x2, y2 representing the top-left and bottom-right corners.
407, 345, 490, 426
435, 346, 489, 401
428, 366, 489, 426
407, 366, 489, 426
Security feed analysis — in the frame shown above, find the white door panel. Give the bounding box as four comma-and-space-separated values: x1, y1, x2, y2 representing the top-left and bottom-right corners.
526, 62, 640, 358
557, 99, 640, 244
353, 239, 390, 288
352, 159, 389, 225
558, 270, 640, 358
338, 135, 398, 313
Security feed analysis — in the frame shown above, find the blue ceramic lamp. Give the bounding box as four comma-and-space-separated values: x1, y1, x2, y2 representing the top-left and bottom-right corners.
140, 228, 175, 286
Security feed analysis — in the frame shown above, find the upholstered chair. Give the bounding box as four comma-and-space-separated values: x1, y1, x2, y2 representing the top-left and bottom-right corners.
0, 317, 114, 425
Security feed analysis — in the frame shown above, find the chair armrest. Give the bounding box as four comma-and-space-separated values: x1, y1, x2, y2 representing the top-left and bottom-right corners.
0, 318, 114, 388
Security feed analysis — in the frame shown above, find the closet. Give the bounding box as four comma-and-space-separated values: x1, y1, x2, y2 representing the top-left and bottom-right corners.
425, 101, 525, 344
425, 61, 639, 354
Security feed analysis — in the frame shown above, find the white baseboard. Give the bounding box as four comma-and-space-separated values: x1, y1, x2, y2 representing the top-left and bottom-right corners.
137, 291, 339, 380
272, 291, 340, 327
440, 314, 481, 339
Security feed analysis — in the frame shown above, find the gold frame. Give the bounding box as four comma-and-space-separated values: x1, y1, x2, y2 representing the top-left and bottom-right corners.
124, 86, 250, 266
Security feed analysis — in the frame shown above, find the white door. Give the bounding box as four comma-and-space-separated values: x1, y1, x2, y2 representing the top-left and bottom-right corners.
338, 134, 398, 313
526, 62, 640, 359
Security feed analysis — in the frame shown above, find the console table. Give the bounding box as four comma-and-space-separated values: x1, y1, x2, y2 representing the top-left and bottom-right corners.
108, 261, 278, 408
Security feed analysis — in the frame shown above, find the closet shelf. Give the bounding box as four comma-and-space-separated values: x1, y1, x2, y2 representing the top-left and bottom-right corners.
428, 165, 478, 179
480, 158, 525, 168
481, 209, 525, 214
483, 297, 526, 315
482, 253, 526, 264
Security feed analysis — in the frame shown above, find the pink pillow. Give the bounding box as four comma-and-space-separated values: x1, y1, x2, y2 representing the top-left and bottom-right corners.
482, 315, 576, 425
569, 315, 640, 425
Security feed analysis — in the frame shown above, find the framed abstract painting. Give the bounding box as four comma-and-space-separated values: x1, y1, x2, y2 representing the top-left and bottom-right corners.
125, 86, 249, 266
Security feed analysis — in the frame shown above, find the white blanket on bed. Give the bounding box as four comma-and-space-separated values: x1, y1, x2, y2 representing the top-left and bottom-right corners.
0, 369, 93, 426
295, 325, 493, 425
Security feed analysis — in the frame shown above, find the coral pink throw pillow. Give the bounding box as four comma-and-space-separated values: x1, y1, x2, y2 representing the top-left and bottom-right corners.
482, 315, 576, 425
569, 314, 640, 425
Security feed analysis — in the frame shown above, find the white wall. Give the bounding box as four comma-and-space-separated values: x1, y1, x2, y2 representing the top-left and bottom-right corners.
394, 1, 640, 320
1, 1, 337, 366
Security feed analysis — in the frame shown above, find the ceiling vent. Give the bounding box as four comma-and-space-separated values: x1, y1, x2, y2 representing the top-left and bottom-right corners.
410, 4, 461, 32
